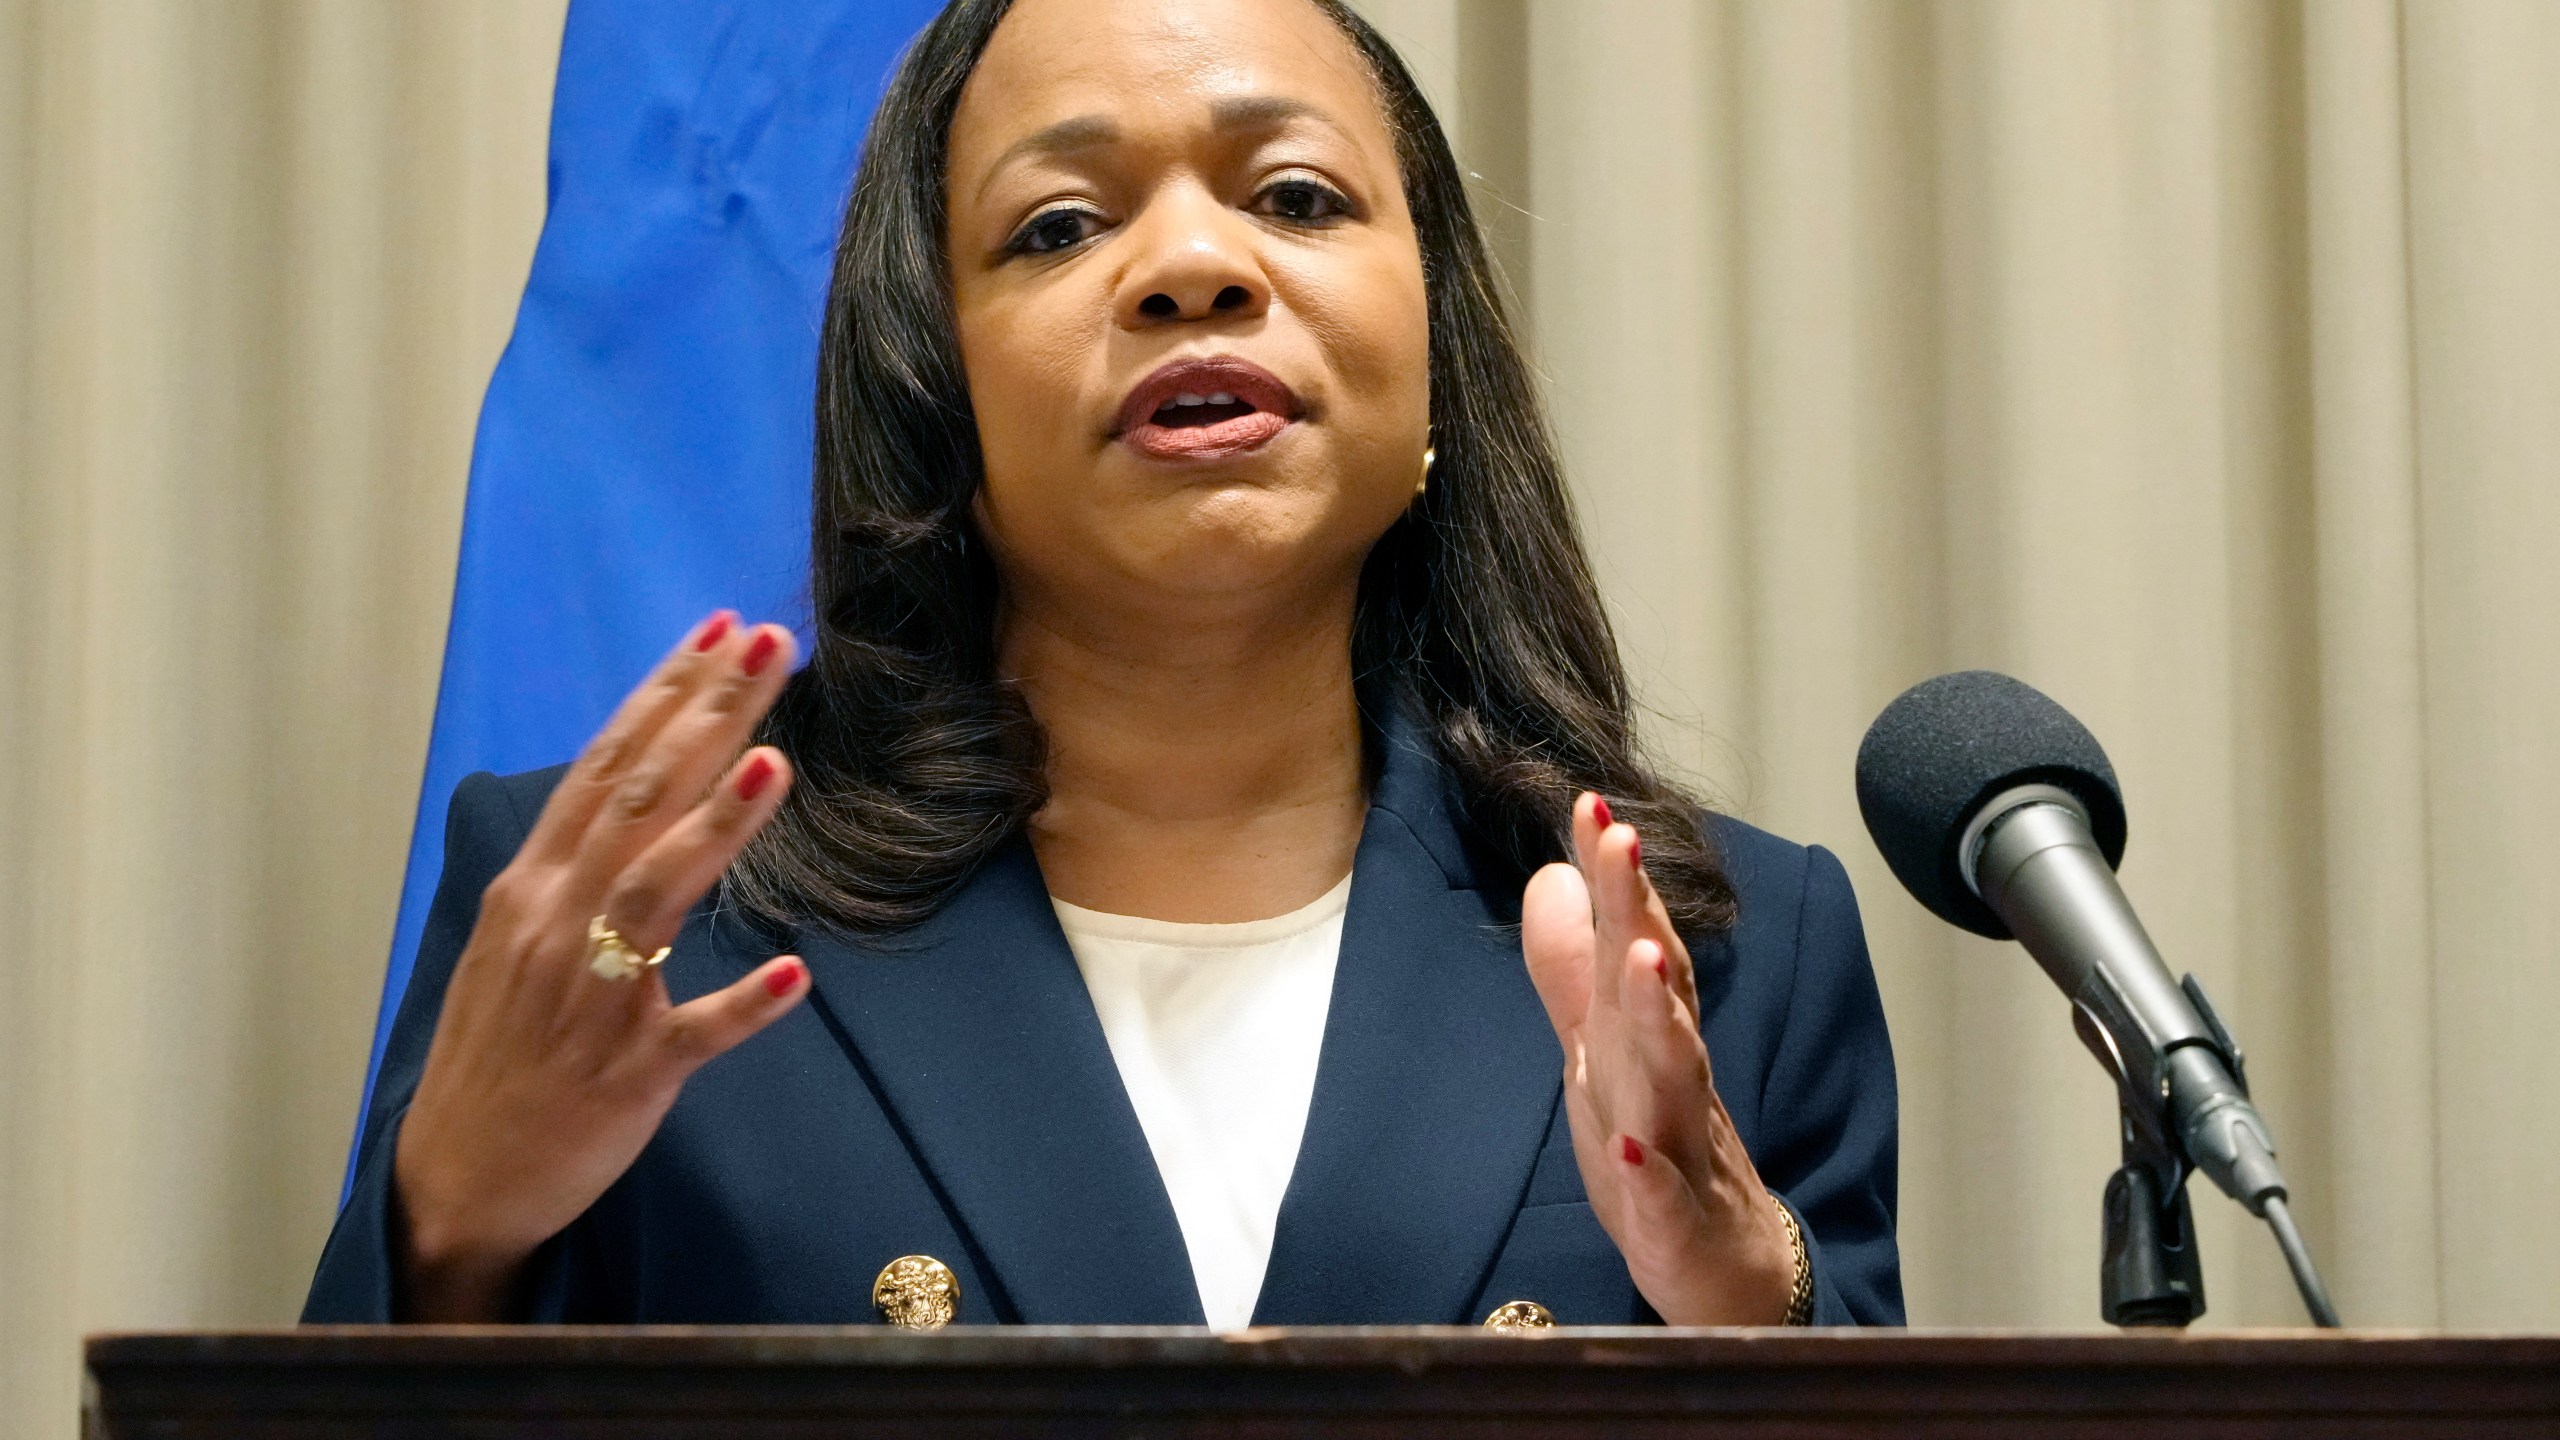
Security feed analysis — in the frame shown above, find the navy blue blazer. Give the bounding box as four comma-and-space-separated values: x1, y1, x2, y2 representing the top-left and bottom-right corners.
307, 715, 1903, 1326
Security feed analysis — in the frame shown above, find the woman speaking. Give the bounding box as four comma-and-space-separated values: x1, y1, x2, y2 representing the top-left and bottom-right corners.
307, 0, 1901, 1330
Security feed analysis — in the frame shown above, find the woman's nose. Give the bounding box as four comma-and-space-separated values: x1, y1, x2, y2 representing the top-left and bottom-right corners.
1118, 190, 1271, 328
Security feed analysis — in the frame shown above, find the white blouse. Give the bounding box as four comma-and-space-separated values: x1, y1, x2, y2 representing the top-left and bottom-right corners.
1051, 874, 1350, 1331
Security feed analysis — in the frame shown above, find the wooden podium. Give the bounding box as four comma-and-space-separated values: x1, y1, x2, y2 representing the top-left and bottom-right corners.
84, 1328, 2560, 1438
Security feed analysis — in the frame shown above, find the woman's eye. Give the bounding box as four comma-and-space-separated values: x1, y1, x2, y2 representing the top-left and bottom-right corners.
1008, 206, 1103, 256
1257, 177, 1351, 226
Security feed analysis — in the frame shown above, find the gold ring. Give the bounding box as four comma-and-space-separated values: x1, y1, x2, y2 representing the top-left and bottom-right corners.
586, 914, 669, 982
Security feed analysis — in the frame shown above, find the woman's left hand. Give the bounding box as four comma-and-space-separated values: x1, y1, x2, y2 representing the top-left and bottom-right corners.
1519, 792, 1800, 1324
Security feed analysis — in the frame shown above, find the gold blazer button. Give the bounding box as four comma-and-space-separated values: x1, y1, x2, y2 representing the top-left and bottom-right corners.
873, 1254, 961, 1330
1482, 1300, 1556, 1331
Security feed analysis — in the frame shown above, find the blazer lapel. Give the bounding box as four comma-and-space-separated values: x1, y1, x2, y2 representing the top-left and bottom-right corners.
1251, 714, 1563, 1325
792, 841, 1206, 1325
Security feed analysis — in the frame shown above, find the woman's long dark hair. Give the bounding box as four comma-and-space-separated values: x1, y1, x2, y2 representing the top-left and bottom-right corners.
731, 0, 1737, 936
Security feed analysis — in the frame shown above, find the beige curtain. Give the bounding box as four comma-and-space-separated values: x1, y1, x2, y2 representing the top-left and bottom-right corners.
0, 2, 567, 1435
2, 0, 2554, 1431
1361, 0, 2560, 1328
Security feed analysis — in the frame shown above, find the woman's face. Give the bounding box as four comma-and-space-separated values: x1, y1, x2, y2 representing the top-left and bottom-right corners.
946, 0, 1430, 635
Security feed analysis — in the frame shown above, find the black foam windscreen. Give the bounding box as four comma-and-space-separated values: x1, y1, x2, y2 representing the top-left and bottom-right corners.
1854, 670, 2129, 939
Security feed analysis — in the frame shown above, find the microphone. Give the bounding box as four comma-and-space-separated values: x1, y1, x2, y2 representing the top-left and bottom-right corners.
1855, 670, 2339, 1327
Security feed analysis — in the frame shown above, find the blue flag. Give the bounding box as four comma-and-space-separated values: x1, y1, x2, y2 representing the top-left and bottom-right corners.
354, 0, 943, 1174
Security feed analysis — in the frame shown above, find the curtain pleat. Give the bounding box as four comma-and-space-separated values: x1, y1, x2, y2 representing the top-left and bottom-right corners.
0, 4, 564, 1435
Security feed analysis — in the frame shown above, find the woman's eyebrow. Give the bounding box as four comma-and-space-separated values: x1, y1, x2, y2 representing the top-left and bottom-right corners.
974, 96, 1357, 202
978, 115, 1122, 201
1208, 94, 1342, 138
1208, 94, 1363, 155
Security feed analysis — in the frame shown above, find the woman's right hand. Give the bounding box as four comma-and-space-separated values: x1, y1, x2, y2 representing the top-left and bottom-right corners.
391, 613, 809, 1321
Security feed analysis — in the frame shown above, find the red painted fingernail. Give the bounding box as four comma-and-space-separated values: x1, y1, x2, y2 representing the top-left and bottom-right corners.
692, 612, 733, 652
1628, 834, 1643, 869
736, 754, 776, 801
1621, 1136, 1645, 1166
763, 958, 803, 998
742, 630, 779, 676
1592, 796, 1614, 828
1649, 945, 1668, 981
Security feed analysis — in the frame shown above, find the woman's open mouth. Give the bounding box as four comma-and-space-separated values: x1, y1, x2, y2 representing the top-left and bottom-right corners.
1112, 356, 1300, 462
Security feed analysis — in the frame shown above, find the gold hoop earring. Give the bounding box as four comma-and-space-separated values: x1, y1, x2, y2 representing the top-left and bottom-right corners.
1415, 446, 1436, 497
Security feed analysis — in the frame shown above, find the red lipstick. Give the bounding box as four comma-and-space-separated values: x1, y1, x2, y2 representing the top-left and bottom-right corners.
1111, 356, 1302, 462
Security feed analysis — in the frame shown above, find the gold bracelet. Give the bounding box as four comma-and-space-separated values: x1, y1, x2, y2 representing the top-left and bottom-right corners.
1770, 1192, 1814, 1326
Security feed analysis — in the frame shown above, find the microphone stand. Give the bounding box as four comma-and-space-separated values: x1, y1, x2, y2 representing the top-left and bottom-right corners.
2077, 976, 2341, 1329
2099, 1100, 2207, 1325
2082, 1005, 2207, 1326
